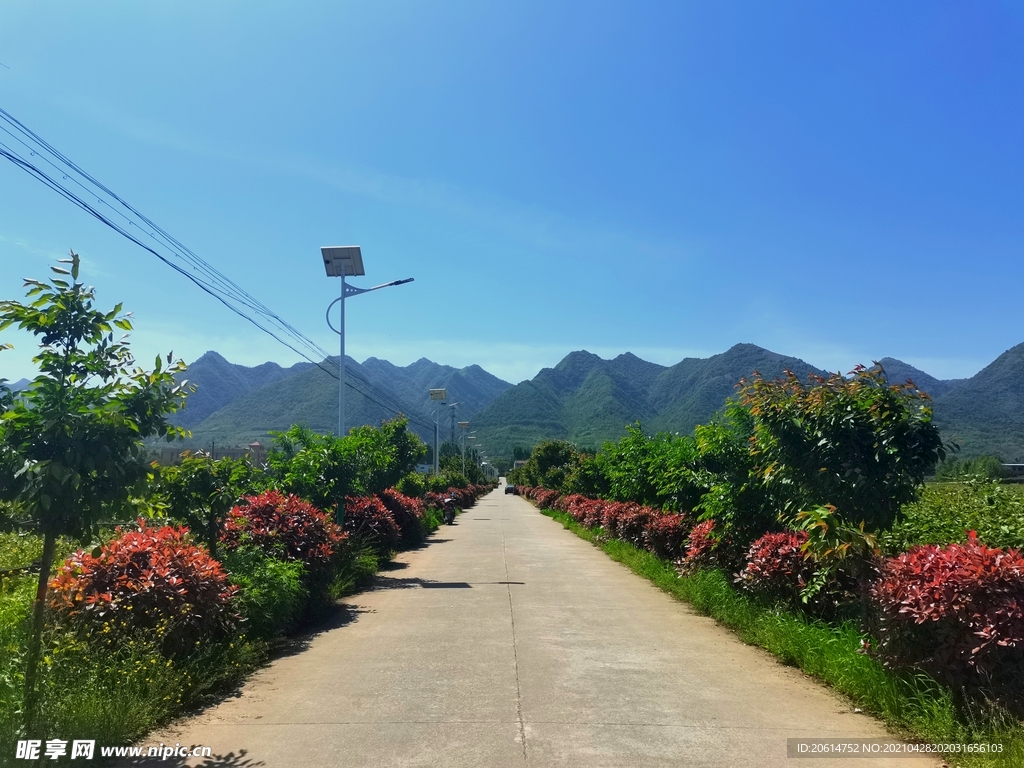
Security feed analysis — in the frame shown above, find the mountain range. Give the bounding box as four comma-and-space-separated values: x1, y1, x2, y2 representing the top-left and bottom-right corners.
472, 344, 830, 457
471, 343, 1024, 462
9, 342, 1022, 464
171, 351, 513, 449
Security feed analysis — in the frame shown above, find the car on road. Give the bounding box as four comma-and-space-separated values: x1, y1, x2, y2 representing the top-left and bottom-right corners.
504, 484, 519, 495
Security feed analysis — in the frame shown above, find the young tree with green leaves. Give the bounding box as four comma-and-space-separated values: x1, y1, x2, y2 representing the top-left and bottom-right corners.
514, 439, 578, 490
739, 365, 946, 532
0, 252, 189, 728
158, 453, 263, 558
267, 417, 426, 515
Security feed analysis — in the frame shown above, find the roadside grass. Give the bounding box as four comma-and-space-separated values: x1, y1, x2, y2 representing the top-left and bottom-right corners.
421, 506, 444, 535
1, 569, 265, 763
328, 541, 381, 600
541, 508, 1024, 768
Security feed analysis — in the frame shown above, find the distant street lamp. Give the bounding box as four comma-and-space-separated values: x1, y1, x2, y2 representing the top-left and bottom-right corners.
322, 246, 413, 437
458, 422, 471, 475
429, 388, 447, 474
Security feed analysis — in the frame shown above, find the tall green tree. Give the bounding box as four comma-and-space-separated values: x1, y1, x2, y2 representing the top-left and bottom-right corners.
267, 417, 426, 514
739, 365, 946, 532
0, 252, 189, 728
514, 439, 578, 490
439, 446, 485, 484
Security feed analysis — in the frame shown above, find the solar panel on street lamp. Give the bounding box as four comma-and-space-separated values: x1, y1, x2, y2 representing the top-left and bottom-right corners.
321, 246, 365, 277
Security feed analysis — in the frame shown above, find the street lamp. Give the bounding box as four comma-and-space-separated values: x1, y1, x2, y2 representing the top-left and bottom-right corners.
429, 388, 447, 474
446, 402, 460, 446
458, 422, 471, 475
322, 246, 413, 437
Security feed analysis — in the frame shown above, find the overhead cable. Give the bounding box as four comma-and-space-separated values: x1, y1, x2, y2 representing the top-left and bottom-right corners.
0, 108, 436, 433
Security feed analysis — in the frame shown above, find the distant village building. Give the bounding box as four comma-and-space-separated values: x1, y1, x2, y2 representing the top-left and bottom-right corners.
513, 460, 528, 470
155, 441, 268, 468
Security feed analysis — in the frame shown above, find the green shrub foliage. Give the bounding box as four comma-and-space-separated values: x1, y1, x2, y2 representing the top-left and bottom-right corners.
882, 479, 1024, 553
0, 252, 190, 720
513, 440, 578, 490
395, 472, 426, 499
739, 365, 945, 532
221, 546, 306, 639
158, 453, 263, 557
934, 455, 1008, 482
266, 418, 426, 513
588, 407, 773, 562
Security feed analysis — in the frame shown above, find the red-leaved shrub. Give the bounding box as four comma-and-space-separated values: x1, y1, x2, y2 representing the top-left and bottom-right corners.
643, 513, 690, 560
561, 495, 592, 523
684, 520, 717, 566
343, 495, 401, 552
600, 501, 627, 536
456, 486, 482, 512
50, 521, 237, 656
222, 491, 342, 569
377, 488, 426, 544
579, 499, 608, 527
552, 494, 578, 513
609, 504, 653, 546
871, 532, 1024, 699
735, 531, 813, 601
533, 489, 561, 509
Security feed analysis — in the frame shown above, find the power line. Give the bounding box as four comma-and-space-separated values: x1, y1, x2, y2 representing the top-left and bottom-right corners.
0, 107, 438, 434
0, 143, 338, 377
0, 109, 331, 369
331, 359, 434, 431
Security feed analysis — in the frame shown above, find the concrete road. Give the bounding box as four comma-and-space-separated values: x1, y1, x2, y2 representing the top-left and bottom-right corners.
133, 490, 941, 767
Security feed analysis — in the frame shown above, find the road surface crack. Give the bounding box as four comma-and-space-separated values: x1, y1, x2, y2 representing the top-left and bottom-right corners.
501, 514, 529, 764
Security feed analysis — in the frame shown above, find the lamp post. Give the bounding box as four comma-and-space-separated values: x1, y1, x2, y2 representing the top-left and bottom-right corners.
466, 434, 478, 477
429, 388, 447, 474
322, 246, 413, 437
446, 402, 460, 447
458, 422, 471, 475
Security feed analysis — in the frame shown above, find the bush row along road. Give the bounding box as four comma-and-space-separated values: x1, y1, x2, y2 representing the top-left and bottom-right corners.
130, 488, 940, 767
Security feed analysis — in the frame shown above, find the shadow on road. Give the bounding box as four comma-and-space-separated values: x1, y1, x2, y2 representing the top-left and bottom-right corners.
123, 748, 264, 767
281, 603, 367, 649
366, 575, 471, 591
365, 575, 525, 591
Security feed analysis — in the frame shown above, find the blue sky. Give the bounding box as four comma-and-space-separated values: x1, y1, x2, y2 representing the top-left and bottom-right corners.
2, 1, 1023, 385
